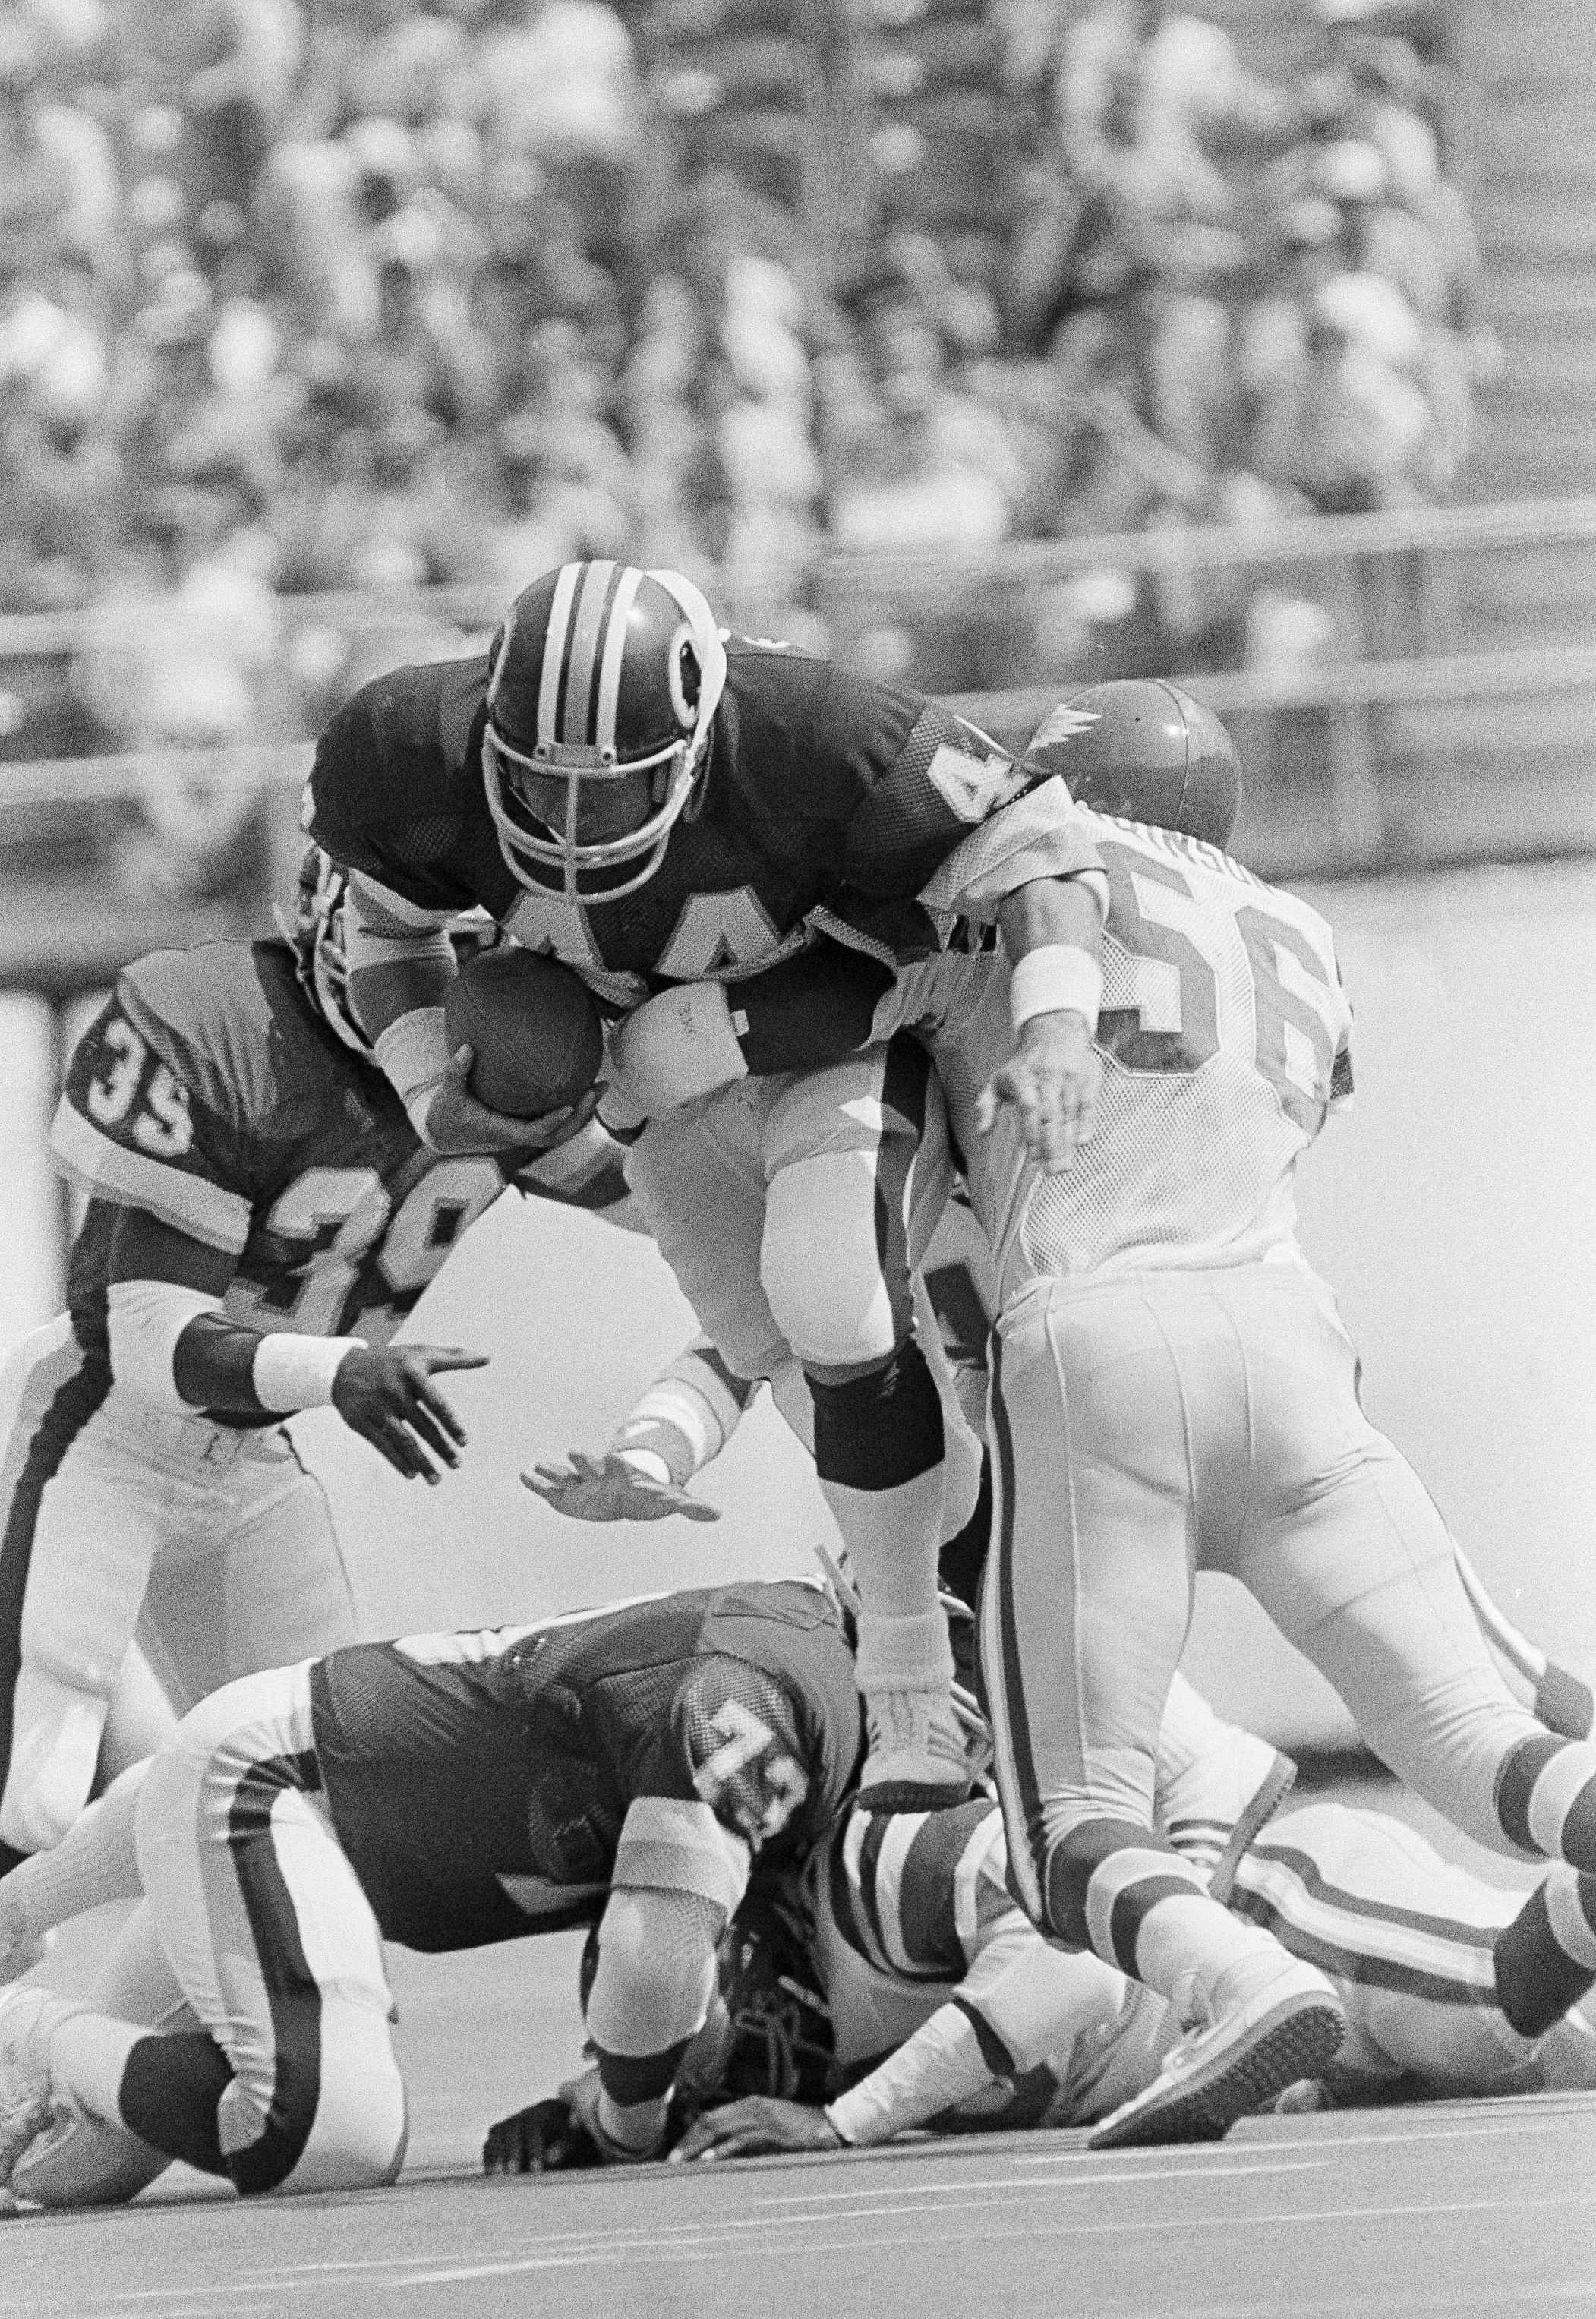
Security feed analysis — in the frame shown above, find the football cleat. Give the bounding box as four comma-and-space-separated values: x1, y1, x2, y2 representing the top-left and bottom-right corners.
1156, 1728, 1298, 1904
0, 1986, 74, 2185
1085, 1951, 1345, 2150
0, 1893, 45, 1986
855, 1687, 974, 1813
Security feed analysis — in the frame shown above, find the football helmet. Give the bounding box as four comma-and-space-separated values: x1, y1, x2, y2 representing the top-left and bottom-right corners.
1026, 679, 1241, 850
481, 560, 729, 904
276, 844, 371, 1056
576, 1883, 834, 2113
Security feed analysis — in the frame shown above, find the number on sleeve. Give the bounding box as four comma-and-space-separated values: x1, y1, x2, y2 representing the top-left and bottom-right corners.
87, 1018, 148, 1126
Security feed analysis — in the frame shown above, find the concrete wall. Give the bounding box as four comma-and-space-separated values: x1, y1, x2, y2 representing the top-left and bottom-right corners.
1, 857, 1591, 1752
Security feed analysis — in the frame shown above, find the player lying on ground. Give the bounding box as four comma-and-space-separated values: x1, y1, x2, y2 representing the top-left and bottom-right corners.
0, 1580, 884, 2200
670, 1775, 1596, 2162
592, 680, 1596, 2147
484, 1681, 1596, 2169
0, 847, 632, 1891
303, 556, 1107, 1806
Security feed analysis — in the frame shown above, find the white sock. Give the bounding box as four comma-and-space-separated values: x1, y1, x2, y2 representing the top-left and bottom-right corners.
854, 1608, 956, 1695
1131, 1892, 1281, 2010
819, 1459, 947, 1623
46, 2010, 147, 2132
6, 1762, 149, 1937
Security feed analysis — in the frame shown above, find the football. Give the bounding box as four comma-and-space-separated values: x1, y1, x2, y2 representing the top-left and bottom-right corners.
443, 945, 605, 1120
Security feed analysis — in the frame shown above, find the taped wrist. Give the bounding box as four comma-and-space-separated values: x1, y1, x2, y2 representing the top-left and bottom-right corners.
374, 1007, 450, 1144
607, 982, 749, 1117
106, 1279, 226, 1411
610, 1340, 757, 1485
251, 1333, 362, 1412
1008, 945, 1103, 1033
825, 2002, 995, 2146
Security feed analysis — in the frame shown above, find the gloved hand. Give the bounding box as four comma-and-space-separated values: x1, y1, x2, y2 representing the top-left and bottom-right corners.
484, 2068, 668, 2173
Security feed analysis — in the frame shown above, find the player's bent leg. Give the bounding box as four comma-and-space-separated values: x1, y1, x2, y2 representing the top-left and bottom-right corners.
1232, 1283, 1596, 1883
981, 1287, 1344, 2145
763, 1043, 964, 1806
0, 1759, 147, 1980
625, 1081, 794, 1385
130, 1664, 405, 2196
212, 1443, 358, 1679
11, 1903, 194, 2207
0, 1323, 132, 1866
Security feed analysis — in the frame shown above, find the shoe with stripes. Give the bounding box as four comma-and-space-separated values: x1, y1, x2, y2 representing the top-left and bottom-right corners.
1086, 1951, 1345, 2150
855, 1687, 973, 1813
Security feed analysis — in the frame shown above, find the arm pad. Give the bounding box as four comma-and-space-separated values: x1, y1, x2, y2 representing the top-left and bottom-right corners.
106, 1279, 225, 1411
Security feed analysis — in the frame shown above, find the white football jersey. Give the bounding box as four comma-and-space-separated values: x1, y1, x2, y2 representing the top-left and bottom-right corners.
882, 811, 1354, 1295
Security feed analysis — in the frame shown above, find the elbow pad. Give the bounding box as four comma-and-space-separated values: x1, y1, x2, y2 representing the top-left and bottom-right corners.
106, 1279, 225, 1411
607, 983, 749, 1118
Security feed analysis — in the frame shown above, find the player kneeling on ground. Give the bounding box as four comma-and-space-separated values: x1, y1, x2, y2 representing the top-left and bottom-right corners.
0, 1582, 879, 2200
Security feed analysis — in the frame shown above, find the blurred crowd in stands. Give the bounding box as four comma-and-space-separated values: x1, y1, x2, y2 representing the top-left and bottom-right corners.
0, 0, 1499, 846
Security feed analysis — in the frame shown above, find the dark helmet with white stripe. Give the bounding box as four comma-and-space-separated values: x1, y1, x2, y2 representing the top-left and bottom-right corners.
481, 560, 728, 904
1026, 679, 1241, 850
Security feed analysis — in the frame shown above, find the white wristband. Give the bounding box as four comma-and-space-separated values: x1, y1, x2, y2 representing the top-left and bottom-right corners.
251, 1333, 361, 1413
1009, 945, 1103, 1033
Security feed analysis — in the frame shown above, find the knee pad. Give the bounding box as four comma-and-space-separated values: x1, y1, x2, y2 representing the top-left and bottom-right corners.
809, 1339, 944, 1493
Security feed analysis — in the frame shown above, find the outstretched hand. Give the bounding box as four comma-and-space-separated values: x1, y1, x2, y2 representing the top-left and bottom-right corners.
522, 1450, 721, 1524
331, 1344, 487, 1483
973, 1011, 1101, 1175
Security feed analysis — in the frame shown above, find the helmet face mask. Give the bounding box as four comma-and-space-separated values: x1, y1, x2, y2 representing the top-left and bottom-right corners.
481, 561, 728, 904
276, 845, 372, 1056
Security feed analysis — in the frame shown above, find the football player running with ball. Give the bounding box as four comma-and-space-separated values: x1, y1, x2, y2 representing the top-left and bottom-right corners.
0, 1582, 877, 2200
303, 560, 1108, 1809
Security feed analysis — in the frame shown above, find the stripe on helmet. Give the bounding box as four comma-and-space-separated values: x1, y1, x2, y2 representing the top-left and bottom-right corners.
558, 560, 622, 746
595, 565, 645, 755
535, 563, 583, 746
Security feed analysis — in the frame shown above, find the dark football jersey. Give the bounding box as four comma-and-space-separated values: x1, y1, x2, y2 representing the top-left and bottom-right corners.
52, 940, 629, 1389
307, 1580, 863, 1952
304, 639, 1051, 1005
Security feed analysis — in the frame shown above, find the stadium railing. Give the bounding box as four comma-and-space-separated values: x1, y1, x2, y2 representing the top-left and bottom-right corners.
1, 491, 1593, 1005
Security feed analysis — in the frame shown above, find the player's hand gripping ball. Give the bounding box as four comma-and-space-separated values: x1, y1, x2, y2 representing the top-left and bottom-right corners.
443, 945, 604, 1121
